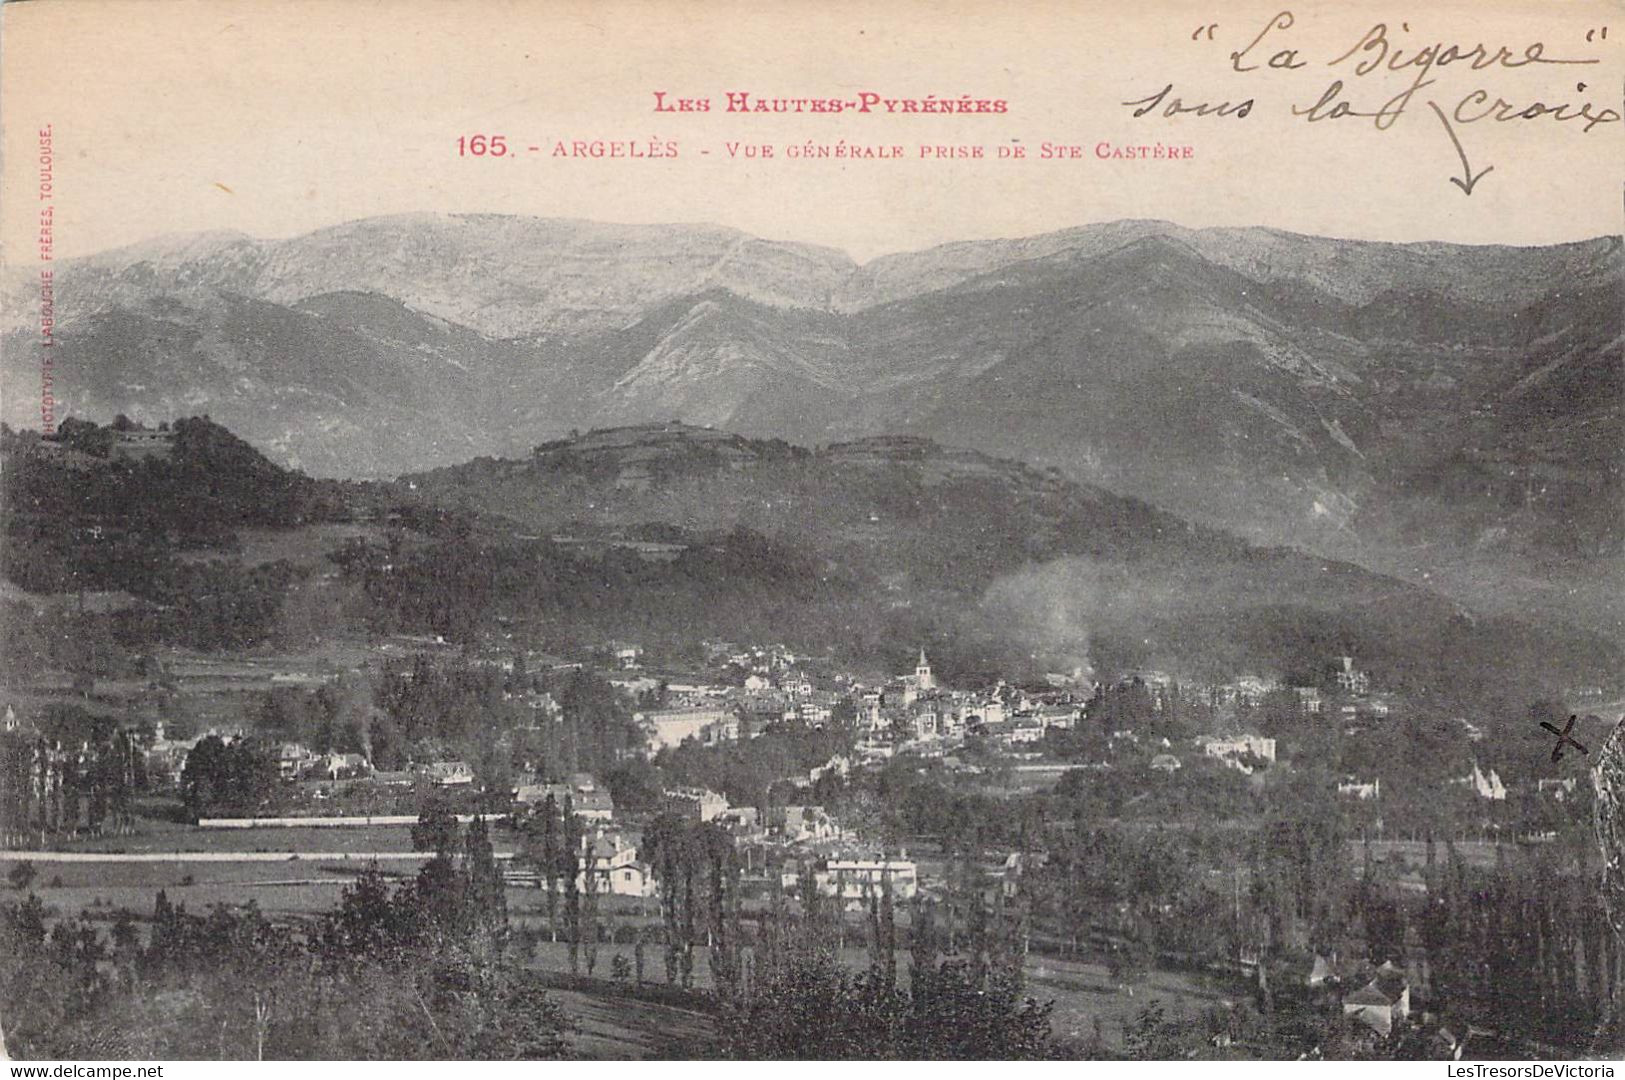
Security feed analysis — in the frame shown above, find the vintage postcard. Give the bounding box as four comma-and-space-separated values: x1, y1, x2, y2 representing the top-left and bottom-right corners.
1, 0, 1622, 1065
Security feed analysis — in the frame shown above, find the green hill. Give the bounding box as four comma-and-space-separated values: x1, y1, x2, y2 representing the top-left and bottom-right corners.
396, 424, 1620, 705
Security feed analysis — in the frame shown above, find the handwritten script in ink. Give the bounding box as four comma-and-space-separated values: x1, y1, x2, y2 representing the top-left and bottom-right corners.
1123, 12, 1618, 195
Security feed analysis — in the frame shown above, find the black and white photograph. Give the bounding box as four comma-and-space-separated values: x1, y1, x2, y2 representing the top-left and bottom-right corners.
0, 0, 1621, 1065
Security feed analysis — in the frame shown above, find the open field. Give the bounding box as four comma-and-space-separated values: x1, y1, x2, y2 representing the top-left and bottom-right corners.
5, 818, 482, 921
519, 940, 1230, 1053
545, 987, 716, 1058
6, 852, 606, 924
1025, 953, 1232, 1048
13, 857, 384, 919
3, 832, 613, 927
40, 819, 521, 855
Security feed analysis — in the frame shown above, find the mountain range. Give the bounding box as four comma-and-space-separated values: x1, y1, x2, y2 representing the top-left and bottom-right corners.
4, 213, 1619, 637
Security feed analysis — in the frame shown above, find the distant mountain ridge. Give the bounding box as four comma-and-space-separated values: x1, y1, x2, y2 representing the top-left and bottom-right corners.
3, 213, 1618, 636
13, 214, 1618, 334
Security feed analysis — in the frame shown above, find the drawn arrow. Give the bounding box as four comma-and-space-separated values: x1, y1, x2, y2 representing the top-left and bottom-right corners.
1428, 101, 1493, 195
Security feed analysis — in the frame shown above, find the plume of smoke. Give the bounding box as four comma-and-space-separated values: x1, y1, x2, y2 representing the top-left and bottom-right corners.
976, 556, 1196, 682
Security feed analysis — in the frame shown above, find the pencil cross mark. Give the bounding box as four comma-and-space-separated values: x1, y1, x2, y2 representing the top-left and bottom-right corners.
1541, 714, 1589, 763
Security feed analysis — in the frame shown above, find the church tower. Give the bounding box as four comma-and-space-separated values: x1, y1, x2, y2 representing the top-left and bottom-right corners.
914, 649, 935, 692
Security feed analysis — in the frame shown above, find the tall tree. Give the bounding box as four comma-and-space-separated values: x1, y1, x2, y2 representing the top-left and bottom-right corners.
462, 815, 508, 954
558, 797, 583, 975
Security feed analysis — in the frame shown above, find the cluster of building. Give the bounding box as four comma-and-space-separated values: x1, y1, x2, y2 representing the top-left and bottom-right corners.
129, 721, 486, 796
271, 740, 371, 781
611, 647, 1456, 807
501, 771, 907, 909
627, 648, 1089, 760
1197, 733, 1277, 774
1122, 657, 1396, 726
515, 772, 615, 818
851, 652, 1084, 752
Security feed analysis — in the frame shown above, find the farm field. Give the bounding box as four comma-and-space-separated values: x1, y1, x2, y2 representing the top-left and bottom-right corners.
519, 940, 1230, 1053
40, 819, 521, 856
9, 854, 424, 920
3, 818, 512, 922
545, 986, 717, 1058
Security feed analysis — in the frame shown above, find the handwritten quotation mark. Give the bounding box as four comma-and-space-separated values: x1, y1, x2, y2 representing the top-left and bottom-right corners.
1191, 23, 1218, 41
1586, 26, 1608, 42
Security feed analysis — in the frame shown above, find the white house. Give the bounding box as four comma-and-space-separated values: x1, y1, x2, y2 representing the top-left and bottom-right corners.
322, 752, 370, 780
1009, 716, 1046, 744
777, 804, 838, 842
515, 774, 615, 819
512, 831, 654, 897
789, 855, 918, 909
581, 831, 655, 897
1199, 734, 1276, 771
417, 760, 474, 786
1342, 963, 1411, 1035
665, 787, 728, 822
277, 743, 318, 779
637, 706, 734, 753
809, 755, 851, 784
1338, 777, 1381, 800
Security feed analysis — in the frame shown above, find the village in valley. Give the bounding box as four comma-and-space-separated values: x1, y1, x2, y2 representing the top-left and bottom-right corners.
4, 620, 1609, 1057
1, 416, 1619, 1060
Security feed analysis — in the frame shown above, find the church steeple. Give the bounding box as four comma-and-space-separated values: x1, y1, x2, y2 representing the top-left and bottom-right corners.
914, 649, 935, 691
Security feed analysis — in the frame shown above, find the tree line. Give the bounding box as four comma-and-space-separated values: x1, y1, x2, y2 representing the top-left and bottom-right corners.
0, 710, 140, 847
0, 816, 566, 1059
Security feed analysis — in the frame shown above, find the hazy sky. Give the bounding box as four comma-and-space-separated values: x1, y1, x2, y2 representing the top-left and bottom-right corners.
3, 0, 1621, 263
